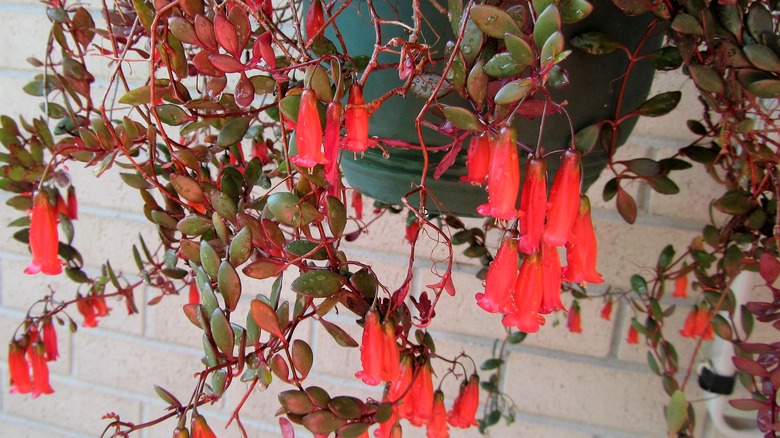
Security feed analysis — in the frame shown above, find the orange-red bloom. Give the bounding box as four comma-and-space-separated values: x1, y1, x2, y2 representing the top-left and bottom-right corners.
42, 319, 58, 361
343, 83, 374, 152
191, 414, 217, 438
448, 374, 479, 428
518, 156, 547, 254
305, 0, 325, 41
405, 359, 434, 426
544, 150, 581, 247
504, 252, 545, 333
460, 134, 491, 185
381, 320, 400, 382
376, 390, 400, 438
567, 302, 582, 333
356, 309, 383, 386
563, 196, 603, 284
389, 355, 413, 403
539, 242, 564, 314
8, 342, 31, 394
600, 300, 613, 321
291, 88, 327, 169
189, 281, 200, 305
324, 101, 343, 187
427, 390, 449, 438
476, 235, 518, 314
25, 191, 62, 275
673, 272, 688, 298
30, 342, 54, 398
352, 190, 363, 220
627, 323, 639, 344
477, 127, 520, 220
680, 306, 713, 340
66, 186, 78, 220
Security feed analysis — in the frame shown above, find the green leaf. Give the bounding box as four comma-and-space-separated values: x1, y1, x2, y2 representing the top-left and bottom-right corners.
671, 13, 703, 36
631, 274, 648, 294
504, 33, 534, 67
210, 308, 235, 359
540, 31, 565, 68
622, 158, 662, 176
120, 172, 152, 189
156, 104, 190, 126
574, 123, 600, 153
666, 390, 688, 434
657, 245, 675, 270
468, 5, 521, 38
570, 31, 622, 55
647, 175, 680, 195
494, 79, 533, 105
559, 0, 593, 23
533, 4, 561, 49
171, 174, 205, 204
688, 65, 724, 94
326, 196, 346, 238
441, 105, 483, 131
216, 117, 250, 148
279, 390, 315, 415
217, 260, 241, 312
199, 240, 220, 279
284, 240, 328, 260
631, 91, 681, 117
650, 46, 683, 71
711, 314, 733, 340
713, 190, 754, 215
228, 227, 252, 266
747, 79, 780, 98
176, 215, 213, 236
319, 319, 359, 347
301, 410, 345, 435
480, 358, 504, 370
483, 53, 521, 78
291, 270, 345, 298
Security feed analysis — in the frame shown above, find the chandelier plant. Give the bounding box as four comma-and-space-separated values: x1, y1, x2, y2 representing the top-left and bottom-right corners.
2, 0, 779, 437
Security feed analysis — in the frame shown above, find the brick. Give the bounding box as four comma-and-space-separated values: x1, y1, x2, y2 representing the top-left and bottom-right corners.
0, 414, 84, 438
311, 315, 366, 384
140, 400, 277, 438
69, 166, 146, 214
73, 331, 201, 396
70, 212, 158, 273
0, 311, 71, 375
0, 10, 49, 72
2, 376, 142, 436
144, 287, 203, 349
0, 258, 75, 313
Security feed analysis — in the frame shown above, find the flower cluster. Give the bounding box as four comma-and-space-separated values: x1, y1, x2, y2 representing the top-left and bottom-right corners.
8, 320, 58, 398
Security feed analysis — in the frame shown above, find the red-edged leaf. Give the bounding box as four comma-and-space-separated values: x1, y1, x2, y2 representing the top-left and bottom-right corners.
433, 142, 463, 179
194, 14, 218, 50
251, 299, 286, 340
733, 356, 768, 377
729, 398, 769, 411
616, 187, 637, 224
193, 50, 223, 77
759, 252, 780, 284
253, 32, 276, 69
209, 53, 246, 73
514, 99, 561, 118
214, 14, 240, 57
228, 6, 251, 51
235, 73, 255, 108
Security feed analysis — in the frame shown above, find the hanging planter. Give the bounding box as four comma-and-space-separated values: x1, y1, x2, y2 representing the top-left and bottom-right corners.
338, 0, 662, 216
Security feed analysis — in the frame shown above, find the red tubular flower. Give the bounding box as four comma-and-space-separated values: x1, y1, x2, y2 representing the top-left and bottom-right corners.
42, 319, 59, 361
543, 150, 582, 247
475, 235, 518, 314
477, 126, 520, 220
563, 196, 603, 284
324, 101, 343, 187
66, 186, 78, 220
8, 342, 32, 394
376, 390, 400, 438
77, 294, 98, 328
389, 355, 413, 402
24, 191, 62, 276
693, 306, 714, 340
600, 300, 613, 321
448, 374, 479, 428
567, 302, 582, 334
405, 359, 434, 427
305, 0, 325, 41
460, 134, 491, 185
356, 309, 383, 386
56, 193, 68, 218
381, 320, 400, 382
30, 343, 54, 398
518, 156, 547, 254
680, 307, 697, 338
343, 83, 374, 153
627, 323, 639, 344
191, 414, 217, 438
189, 281, 200, 305
352, 190, 363, 220
673, 272, 688, 298
539, 242, 564, 314
426, 390, 450, 438
291, 88, 327, 169
504, 252, 545, 333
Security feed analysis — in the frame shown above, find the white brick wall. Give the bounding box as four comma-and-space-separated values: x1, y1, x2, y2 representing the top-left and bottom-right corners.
0, 2, 765, 438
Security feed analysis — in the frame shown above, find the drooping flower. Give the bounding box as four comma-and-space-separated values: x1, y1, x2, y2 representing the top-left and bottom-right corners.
673, 272, 688, 298
680, 307, 697, 338
381, 320, 400, 382
305, 0, 325, 41
343, 83, 374, 153
477, 126, 520, 220
191, 414, 217, 438
691, 306, 714, 340
356, 309, 384, 386
66, 186, 78, 220
77, 294, 99, 328
8, 342, 32, 394
352, 190, 363, 220
539, 242, 564, 314
518, 156, 547, 254
389, 355, 413, 402
24, 191, 62, 276
543, 150, 582, 247
448, 374, 479, 428
30, 342, 54, 398
563, 196, 603, 284
42, 319, 59, 361
475, 235, 518, 314
504, 252, 544, 333
567, 301, 582, 334
324, 101, 343, 187
426, 390, 450, 438
460, 134, 491, 185
600, 300, 613, 321
291, 88, 327, 169
627, 322, 639, 344
376, 389, 400, 438
405, 359, 434, 427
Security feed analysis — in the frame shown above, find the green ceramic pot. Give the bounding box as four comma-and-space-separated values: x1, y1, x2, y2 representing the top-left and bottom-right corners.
326, 0, 661, 217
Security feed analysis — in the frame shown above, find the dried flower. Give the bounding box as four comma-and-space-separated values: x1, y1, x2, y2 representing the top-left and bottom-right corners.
460, 134, 491, 185
448, 374, 479, 428
477, 126, 520, 220
356, 309, 383, 386
476, 235, 518, 314
426, 390, 449, 438
24, 191, 62, 276
66, 186, 78, 220
563, 196, 603, 284
544, 150, 581, 247
291, 88, 327, 169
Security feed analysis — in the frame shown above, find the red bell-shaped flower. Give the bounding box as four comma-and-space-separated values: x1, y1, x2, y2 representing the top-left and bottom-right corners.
30, 342, 54, 398
343, 83, 374, 153
567, 301, 582, 334
627, 322, 639, 344
42, 319, 59, 361
8, 342, 31, 394
539, 242, 564, 314
356, 309, 383, 386
600, 299, 613, 321
305, 0, 325, 41
66, 186, 78, 220
191, 414, 217, 438
405, 359, 434, 426
543, 150, 581, 247
476, 235, 518, 314
477, 126, 520, 220
427, 390, 450, 438
291, 88, 327, 169
25, 191, 62, 276
389, 355, 413, 403
381, 320, 400, 382
448, 374, 480, 428
518, 156, 547, 254
563, 196, 604, 284
504, 252, 544, 333
324, 101, 343, 187
673, 272, 688, 298
460, 134, 491, 185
